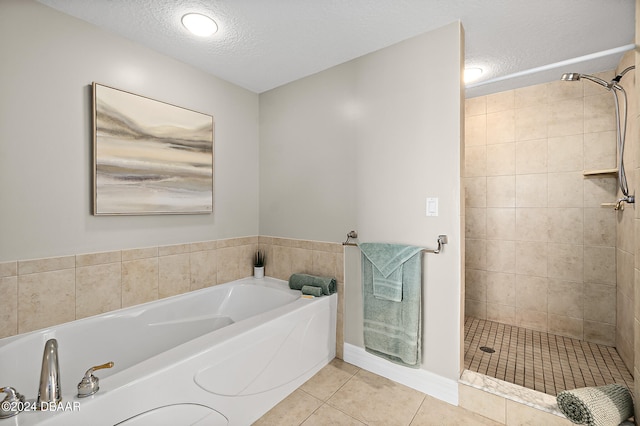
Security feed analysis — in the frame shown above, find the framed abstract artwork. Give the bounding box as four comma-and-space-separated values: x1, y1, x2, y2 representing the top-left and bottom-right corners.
92, 83, 214, 215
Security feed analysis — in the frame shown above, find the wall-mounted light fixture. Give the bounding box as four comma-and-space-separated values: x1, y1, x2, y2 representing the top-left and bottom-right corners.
182, 13, 218, 37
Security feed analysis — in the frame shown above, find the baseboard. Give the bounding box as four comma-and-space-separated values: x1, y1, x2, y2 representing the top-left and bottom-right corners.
343, 343, 458, 405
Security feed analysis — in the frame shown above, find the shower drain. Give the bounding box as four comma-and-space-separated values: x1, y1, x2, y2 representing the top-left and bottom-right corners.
479, 346, 495, 354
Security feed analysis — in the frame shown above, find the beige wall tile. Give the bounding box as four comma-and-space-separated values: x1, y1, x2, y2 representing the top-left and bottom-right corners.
547, 79, 584, 102
466, 299, 487, 320
487, 303, 516, 324
486, 143, 515, 176
122, 258, 158, 308
486, 272, 515, 306
515, 241, 547, 277
487, 91, 515, 113
158, 243, 190, 257
547, 134, 584, 173
459, 384, 506, 424
583, 176, 617, 207
516, 308, 548, 332
465, 177, 487, 208
465, 115, 487, 146
159, 253, 191, 298
584, 246, 616, 284
515, 84, 547, 109
486, 208, 515, 240
584, 131, 617, 171
487, 176, 516, 207
217, 244, 255, 283
291, 247, 314, 276
466, 96, 487, 117
516, 275, 547, 312
547, 208, 583, 244
515, 174, 547, 207
487, 110, 515, 145
515, 208, 548, 242
584, 283, 616, 324
548, 172, 584, 208
312, 250, 339, 279
76, 250, 121, 267
76, 263, 121, 319
0, 261, 17, 278
548, 98, 584, 138
548, 243, 583, 282
584, 320, 616, 346
270, 245, 294, 281
190, 249, 217, 290
19, 255, 75, 275
515, 139, 547, 174
486, 240, 515, 273
18, 269, 75, 333
0, 277, 18, 338
466, 269, 487, 301
584, 93, 616, 134
190, 240, 217, 252
548, 279, 583, 319
583, 208, 616, 247
466, 208, 487, 239
548, 314, 583, 339
515, 107, 548, 142
122, 246, 158, 261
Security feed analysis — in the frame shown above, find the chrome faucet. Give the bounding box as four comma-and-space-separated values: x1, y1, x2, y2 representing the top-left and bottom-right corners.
37, 339, 61, 408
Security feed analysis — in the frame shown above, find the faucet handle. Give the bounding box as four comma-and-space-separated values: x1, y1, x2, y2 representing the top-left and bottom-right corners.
77, 361, 114, 398
0, 387, 25, 419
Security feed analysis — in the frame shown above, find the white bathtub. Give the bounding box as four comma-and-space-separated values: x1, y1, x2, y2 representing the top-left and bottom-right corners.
0, 277, 337, 425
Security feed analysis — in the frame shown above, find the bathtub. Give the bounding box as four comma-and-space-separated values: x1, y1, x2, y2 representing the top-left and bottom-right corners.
0, 277, 337, 425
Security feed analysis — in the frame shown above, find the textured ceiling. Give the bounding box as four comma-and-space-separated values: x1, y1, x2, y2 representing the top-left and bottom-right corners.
38, 0, 635, 96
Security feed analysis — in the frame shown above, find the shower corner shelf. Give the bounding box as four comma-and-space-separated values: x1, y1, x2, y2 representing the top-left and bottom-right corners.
583, 168, 618, 177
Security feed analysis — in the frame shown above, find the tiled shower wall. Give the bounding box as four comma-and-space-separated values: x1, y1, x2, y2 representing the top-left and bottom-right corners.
464, 73, 619, 346
0, 236, 344, 356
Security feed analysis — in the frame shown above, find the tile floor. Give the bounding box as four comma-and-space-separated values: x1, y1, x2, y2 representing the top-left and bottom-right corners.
253, 359, 502, 426
464, 316, 634, 395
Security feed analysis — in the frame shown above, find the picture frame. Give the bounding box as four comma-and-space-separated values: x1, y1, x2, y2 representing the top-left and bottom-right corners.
92, 83, 214, 215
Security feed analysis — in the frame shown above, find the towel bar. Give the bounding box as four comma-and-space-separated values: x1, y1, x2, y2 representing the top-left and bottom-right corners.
342, 234, 448, 254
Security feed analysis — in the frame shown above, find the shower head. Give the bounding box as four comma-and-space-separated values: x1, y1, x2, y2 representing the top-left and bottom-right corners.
561, 73, 581, 82
560, 72, 611, 89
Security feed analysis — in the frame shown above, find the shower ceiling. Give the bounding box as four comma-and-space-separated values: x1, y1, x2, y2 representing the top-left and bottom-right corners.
37, 0, 634, 96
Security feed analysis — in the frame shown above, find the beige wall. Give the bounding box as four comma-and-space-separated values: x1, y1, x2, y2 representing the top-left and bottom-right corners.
260, 22, 464, 381
464, 74, 620, 346
0, 0, 260, 262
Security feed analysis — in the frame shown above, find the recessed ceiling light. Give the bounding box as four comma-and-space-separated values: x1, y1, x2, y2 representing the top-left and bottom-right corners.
182, 13, 218, 37
464, 67, 483, 84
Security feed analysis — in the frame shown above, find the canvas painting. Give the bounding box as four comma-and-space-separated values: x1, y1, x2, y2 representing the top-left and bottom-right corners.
93, 83, 213, 215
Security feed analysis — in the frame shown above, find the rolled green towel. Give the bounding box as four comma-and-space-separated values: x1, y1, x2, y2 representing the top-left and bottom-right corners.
288, 273, 336, 295
556, 384, 634, 426
301, 285, 323, 297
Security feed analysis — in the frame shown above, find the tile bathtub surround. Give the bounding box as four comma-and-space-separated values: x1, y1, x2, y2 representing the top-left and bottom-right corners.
1, 236, 345, 360
465, 74, 620, 345
255, 358, 572, 426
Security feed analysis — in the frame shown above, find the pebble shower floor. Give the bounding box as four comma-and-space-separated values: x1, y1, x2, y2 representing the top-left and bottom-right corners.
464, 316, 634, 396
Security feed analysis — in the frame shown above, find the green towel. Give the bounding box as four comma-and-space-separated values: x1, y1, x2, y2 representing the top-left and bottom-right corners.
557, 384, 634, 426
288, 273, 336, 295
360, 243, 422, 368
359, 243, 423, 302
301, 285, 322, 297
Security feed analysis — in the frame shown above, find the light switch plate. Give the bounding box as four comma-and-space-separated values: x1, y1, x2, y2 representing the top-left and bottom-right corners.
426, 197, 438, 216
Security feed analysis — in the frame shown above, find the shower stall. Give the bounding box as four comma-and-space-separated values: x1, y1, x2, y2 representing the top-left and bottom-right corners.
463, 52, 637, 397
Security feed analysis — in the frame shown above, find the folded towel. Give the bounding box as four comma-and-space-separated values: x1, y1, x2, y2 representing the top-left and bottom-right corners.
360, 243, 422, 367
556, 384, 634, 426
359, 243, 423, 301
288, 273, 336, 295
301, 285, 322, 297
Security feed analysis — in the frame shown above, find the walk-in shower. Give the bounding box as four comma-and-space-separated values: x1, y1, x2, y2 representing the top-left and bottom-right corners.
561, 66, 636, 209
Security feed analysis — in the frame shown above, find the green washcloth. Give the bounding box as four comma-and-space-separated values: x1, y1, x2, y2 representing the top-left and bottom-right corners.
288, 273, 336, 295
557, 384, 634, 426
301, 285, 322, 297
